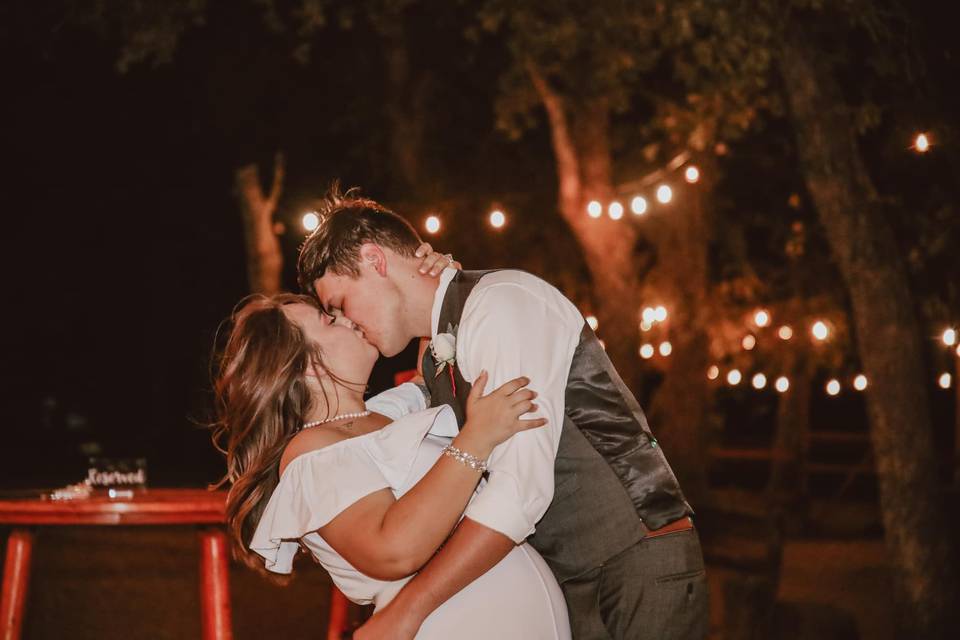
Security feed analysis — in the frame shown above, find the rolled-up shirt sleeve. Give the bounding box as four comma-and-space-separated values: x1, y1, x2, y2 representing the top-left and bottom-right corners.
455, 276, 583, 543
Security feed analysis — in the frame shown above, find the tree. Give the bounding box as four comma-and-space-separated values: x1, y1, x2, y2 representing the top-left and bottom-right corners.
477, 0, 726, 496
619, 1, 960, 632
476, 0, 788, 499
778, 20, 959, 636
84, 0, 439, 291
235, 153, 285, 294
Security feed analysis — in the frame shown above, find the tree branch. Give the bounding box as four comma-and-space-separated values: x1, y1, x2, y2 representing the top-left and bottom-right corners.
525, 59, 580, 212
267, 151, 285, 210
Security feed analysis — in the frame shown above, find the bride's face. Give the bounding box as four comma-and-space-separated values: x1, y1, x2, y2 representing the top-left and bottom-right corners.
282, 302, 379, 384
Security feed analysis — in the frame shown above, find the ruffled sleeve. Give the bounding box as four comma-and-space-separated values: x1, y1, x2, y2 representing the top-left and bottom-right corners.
249, 405, 455, 574
365, 382, 427, 421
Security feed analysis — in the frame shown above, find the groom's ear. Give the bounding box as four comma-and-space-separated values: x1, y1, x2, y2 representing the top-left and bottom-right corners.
358, 243, 388, 277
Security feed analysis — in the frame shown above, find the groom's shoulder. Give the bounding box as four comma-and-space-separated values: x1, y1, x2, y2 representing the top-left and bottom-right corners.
469, 269, 578, 313
475, 269, 560, 295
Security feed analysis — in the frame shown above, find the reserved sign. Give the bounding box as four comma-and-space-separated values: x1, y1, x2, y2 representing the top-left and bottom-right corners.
86, 457, 148, 490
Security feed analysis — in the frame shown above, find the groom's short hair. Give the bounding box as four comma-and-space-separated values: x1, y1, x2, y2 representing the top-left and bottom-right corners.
297, 186, 422, 292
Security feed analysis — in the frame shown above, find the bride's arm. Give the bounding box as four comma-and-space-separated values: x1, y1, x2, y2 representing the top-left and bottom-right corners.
317, 374, 544, 581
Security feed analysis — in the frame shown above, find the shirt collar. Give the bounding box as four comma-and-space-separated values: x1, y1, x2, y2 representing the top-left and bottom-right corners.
430, 267, 458, 339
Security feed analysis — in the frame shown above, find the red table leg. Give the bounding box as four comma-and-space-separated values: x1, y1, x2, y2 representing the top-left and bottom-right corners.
326, 586, 350, 640
198, 528, 233, 640
1, 528, 33, 640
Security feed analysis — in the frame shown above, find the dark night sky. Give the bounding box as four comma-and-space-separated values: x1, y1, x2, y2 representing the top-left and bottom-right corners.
2, 1, 958, 490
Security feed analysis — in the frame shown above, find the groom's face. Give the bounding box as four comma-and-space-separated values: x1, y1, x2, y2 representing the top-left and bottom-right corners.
312, 265, 408, 358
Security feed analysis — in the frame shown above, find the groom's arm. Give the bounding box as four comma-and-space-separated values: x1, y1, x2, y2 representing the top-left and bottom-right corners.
456, 280, 583, 541
361, 276, 583, 636
372, 517, 514, 634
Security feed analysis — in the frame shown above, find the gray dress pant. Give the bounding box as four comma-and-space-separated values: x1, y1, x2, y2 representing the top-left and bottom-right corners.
559, 528, 709, 640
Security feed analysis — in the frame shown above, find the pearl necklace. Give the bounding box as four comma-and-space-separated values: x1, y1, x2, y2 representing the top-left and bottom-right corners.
301, 410, 371, 430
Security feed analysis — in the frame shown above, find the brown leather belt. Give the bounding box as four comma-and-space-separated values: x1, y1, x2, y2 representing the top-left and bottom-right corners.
643, 516, 694, 538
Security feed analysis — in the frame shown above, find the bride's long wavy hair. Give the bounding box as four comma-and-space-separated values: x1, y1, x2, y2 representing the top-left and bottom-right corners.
207, 293, 353, 585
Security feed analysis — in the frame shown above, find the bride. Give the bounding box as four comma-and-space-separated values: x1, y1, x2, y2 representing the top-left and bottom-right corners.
209, 250, 571, 639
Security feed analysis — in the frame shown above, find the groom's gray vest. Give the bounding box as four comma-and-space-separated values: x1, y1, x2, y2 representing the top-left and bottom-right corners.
422, 270, 693, 582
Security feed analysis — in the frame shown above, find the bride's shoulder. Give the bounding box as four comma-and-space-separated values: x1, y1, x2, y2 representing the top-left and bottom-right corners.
279, 429, 347, 478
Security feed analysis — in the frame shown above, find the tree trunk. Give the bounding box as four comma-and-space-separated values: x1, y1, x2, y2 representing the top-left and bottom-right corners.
647, 158, 714, 502
235, 152, 285, 295
527, 63, 714, 495
767, 345, 811, 505
526, 63, 642, 393
780, 32, 959, 638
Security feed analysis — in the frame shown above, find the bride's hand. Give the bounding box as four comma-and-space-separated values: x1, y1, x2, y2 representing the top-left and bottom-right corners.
459, 371, 547, 455
415, 242, 461, 276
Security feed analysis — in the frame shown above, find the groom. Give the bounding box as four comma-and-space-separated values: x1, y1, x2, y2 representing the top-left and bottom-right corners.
298, 191, 708, 639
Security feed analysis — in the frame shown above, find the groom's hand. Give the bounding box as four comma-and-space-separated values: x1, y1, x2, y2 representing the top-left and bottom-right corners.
353, 601, 422, 640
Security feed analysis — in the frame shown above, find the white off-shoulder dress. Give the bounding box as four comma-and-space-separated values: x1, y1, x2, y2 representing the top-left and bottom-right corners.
249, 383, 571, 639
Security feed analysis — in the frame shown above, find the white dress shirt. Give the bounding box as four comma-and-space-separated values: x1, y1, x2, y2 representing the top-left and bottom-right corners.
430, 268, 585, 543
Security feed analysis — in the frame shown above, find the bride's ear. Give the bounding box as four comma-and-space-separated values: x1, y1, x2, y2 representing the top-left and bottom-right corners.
359, 243, 388, 277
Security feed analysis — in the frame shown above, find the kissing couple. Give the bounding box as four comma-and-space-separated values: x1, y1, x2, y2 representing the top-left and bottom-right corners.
211, 187, 708, 639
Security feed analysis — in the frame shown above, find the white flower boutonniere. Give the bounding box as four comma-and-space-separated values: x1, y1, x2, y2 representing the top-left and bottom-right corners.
430, 323, 459, 394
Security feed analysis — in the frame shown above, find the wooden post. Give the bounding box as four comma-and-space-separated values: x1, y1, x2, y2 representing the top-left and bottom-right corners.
198, 528, 233, 640
326, 587, 350, 640
0, 528, 33, 640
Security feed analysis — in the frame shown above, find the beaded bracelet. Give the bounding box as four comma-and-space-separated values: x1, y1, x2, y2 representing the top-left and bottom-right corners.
441, 444, 488, 474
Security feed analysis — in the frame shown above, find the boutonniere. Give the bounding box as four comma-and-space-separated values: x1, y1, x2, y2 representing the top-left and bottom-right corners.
431, 323, 459, 394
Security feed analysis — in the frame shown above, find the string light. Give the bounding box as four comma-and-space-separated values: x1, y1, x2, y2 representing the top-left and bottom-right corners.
489, 210, 506, 228
587, 200, 603, 218
302, 211, 320, 232
608, 201, 624, 220
425, 216, 441, 234
631, 302, 958, 395
631, 196, 648, 215
656, 185, 673, 204
812, 320, 829, 341
854, 374, 868, 391
684, 166, 700, 183
586, 315, 599, 331
942, 328, 957, 347
914, 132, 930, 153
